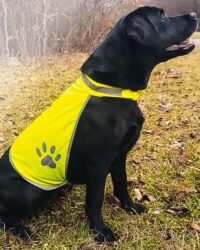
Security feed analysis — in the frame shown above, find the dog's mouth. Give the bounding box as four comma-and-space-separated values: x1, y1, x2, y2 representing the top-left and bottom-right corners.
165, 38, 194, 52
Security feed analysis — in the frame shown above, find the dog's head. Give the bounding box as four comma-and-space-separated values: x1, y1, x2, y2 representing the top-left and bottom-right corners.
81, 7, 198, 91
125, 6, 198, 61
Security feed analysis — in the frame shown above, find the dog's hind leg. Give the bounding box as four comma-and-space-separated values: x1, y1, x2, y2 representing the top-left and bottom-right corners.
0, 218, 32, 241
111, 153, 147, 214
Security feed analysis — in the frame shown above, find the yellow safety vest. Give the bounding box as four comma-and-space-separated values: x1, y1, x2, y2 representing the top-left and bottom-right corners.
9, 75, 143, 190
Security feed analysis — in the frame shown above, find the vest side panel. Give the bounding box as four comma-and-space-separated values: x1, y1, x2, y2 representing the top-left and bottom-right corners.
10, 87, 89, 190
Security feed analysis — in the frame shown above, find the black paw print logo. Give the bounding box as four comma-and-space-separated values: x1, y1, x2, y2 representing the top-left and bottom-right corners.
36, 142, 61, 169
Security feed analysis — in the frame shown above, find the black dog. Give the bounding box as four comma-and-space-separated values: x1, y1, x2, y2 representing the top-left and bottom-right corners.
0, 7, 197, 243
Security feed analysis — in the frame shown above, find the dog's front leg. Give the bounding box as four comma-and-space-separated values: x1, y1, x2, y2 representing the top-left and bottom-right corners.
85, 167, 117, 243
111, 154, 147, 214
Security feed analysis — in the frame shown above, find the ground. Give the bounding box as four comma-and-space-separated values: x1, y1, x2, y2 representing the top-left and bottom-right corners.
192, 32, 200, 39
0, 48, 199, 249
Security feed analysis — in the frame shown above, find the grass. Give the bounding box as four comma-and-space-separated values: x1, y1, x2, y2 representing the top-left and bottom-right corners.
192, 32, 200, 39
0, 49, 200, 250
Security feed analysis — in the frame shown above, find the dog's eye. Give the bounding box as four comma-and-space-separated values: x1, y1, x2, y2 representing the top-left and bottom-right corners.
161, 14, 166, 22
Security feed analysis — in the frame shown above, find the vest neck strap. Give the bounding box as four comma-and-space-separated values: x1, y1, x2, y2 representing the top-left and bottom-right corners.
81, 74, 144, 101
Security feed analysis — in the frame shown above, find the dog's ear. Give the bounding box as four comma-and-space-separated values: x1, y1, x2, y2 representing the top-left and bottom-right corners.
124, 9, 161, 48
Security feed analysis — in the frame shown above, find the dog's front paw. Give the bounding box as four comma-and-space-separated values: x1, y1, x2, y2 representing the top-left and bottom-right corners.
90, 226, 118, 243
122, 201, 147, 215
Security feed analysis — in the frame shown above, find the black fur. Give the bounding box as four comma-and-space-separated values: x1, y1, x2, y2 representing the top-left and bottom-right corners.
0, 7, 197, 242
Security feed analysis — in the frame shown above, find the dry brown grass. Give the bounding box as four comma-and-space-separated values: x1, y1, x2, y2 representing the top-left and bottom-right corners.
192, 32, 200, 39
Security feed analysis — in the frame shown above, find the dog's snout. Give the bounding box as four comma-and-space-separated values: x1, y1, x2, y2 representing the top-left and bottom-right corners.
189, 12, 197, 19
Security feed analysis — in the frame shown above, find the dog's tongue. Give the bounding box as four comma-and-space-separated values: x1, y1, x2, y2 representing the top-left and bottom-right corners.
166, 38, 194, 51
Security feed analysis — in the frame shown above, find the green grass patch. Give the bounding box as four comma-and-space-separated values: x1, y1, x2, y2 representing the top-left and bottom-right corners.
0, 49, 200, 249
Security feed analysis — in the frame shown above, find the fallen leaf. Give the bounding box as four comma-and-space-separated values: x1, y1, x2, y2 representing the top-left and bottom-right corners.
13, 131, 19, 136
128, 177, 145, 186
0, 134, 5, 142
131, 160, 140, 169
142, 194, 156, 202
157, 117, 163, 126
164, 195, 173, 204
134, 188, 143, 201
165, 231, 172, 240
165, 120, 171, 126
166, 209, 177, 215
190, 223, 200, 232
183, 117, 189, 124
143, 129, 154, 135
169, 141, 183, 149
167, 72, 181, 79
178, 154, 189, 164
166, 207, 190, 216
134, 188, 156, 202
153, 210, 160, 215
127, 177, 137, 186
167, 68, 175, 73
131, 159, 141, 165
189, 132, 196, 139
143, 155, 156, 161
178, 181, 197, 193
184, 187, 197, 193
159, 103, 173, 112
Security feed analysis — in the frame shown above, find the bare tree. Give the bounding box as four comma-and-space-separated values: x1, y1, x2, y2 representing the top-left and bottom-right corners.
1, 0, 9, 57
42, 0, 48, 56
0, 0, 138, 58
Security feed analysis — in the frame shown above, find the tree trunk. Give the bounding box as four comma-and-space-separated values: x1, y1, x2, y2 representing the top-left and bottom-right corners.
42, 0, 47, 56
1, 0, 9, 57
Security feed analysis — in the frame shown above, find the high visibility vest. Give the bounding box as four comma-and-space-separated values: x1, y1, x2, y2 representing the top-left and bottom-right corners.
9, 74, 143, 190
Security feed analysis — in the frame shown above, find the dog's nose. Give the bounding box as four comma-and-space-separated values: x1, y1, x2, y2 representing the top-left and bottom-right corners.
190, 12, 197, 19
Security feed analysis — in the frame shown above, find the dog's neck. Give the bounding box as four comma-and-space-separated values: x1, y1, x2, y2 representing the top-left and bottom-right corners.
81, 35, 157, 91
